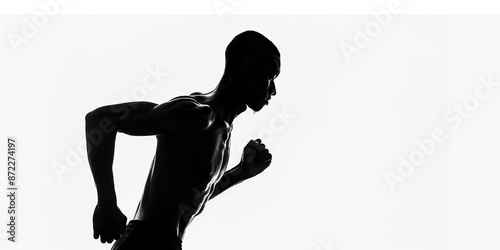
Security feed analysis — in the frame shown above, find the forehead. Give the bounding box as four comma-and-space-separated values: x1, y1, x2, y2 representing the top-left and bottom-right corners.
263, 53, 280, 76
273, 53, 281, 75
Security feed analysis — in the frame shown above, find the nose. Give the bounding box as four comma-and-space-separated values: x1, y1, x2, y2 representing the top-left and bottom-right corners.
269, 80, 276, 96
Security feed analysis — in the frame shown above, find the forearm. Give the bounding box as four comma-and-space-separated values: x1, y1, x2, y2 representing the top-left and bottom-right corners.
86, 114, 119, 205
210, 163, 249, 200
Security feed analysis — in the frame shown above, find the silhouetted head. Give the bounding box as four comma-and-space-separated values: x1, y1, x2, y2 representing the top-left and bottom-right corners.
222, 30, 281, 112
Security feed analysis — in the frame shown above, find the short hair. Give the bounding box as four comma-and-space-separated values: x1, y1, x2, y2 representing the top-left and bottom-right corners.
224, 30, 280, 75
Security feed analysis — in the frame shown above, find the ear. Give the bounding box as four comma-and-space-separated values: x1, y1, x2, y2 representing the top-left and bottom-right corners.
243, 58, 257, 75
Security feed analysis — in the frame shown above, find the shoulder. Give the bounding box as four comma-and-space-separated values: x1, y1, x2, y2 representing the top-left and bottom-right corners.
86, 101, 158, 120
153, 96, 216, 132
161, 96, 213, 116
167, 95, 203, 106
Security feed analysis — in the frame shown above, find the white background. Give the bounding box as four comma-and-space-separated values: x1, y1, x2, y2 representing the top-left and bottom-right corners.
1, 1, 500, 250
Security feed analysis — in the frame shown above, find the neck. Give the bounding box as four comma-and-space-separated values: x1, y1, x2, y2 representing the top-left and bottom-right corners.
196, 76, 247, 125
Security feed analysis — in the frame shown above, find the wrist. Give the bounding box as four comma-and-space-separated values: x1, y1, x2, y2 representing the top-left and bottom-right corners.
97, 191, 117, 206
233, 161, 252, 180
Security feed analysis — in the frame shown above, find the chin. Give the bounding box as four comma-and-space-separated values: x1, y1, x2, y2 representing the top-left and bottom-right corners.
247, 103, 265, 112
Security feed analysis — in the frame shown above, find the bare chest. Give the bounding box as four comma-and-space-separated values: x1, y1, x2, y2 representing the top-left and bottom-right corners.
154, 119, 231, 180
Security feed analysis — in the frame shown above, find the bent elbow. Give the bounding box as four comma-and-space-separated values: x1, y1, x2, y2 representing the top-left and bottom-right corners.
85, 106, 109, 123
85, 109, 102, 125
85, 111, 94, 123
85, 108, 106, 127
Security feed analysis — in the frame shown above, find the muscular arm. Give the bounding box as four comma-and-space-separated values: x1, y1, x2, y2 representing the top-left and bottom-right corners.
85, 98, 215, 243
85, 101, 158, 205
86, 98, 216, 196
86, 102, 159, 243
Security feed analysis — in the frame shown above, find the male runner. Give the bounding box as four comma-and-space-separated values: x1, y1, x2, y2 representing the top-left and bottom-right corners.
85, 30, 280, 249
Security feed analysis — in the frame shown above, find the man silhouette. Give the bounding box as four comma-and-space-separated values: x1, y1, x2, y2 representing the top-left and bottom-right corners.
85, 30, 280, 249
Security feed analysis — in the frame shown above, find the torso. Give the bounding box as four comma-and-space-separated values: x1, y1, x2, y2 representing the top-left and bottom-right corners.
132, 95, 232, 240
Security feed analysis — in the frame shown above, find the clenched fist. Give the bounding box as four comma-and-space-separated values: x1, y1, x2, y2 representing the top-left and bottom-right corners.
239, 139, 272, 178
92, 203, 127, 244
